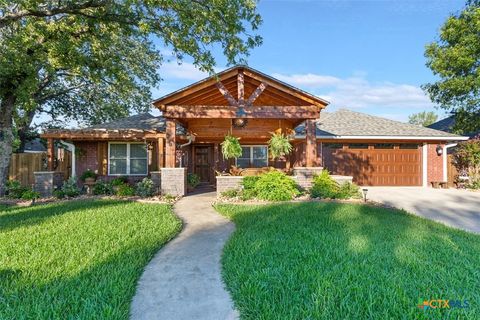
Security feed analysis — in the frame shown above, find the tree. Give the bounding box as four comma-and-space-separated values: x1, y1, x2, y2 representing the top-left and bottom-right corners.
0, 0, 262, 195
452, 136, 480, 186
423, 0, 480, 134
407, 111, 438, 127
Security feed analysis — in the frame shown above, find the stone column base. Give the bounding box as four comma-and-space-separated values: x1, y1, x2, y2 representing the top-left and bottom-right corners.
161, 168, 187, 196
293, 167, 324, 189
150, 171, 161, 195
216, 176, 243, 197
34, 171, 64, 197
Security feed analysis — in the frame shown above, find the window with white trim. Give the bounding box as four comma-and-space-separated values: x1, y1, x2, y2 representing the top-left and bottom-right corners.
108, 142, 148, 175
236, 146, 268, 168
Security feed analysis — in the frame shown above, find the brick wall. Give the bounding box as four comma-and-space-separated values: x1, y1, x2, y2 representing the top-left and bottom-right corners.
76, 141, 99, 176
216, 176, 243, 196
427, 143, 445, 183
161, 168, 186, 196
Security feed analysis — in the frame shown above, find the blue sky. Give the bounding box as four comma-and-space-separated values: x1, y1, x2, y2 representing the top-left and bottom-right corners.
152, 0, 465, 122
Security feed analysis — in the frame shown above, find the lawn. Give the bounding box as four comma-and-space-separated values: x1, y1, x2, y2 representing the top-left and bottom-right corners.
0, 199, 181, 319
216, 202, 480, 319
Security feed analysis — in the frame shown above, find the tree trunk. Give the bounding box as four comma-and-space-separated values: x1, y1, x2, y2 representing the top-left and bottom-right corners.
0, 94, 15, 196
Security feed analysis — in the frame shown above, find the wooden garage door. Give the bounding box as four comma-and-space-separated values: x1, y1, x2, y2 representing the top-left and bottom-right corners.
322, 143, 422, 186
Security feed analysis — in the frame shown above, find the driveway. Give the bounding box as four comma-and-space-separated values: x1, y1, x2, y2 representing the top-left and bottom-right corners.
367, 187, 480, 233
366, 187, 480, 233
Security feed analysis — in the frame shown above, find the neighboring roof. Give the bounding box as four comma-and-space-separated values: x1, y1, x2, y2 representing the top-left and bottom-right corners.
86, 113, 166, 131
297, 109, 468, 140
153, 65, 329, 108
24, 138, 46, 152
428, 115, 479, 138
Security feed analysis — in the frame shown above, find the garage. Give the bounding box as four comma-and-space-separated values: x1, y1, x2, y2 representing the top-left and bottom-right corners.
322, 143, 422, 186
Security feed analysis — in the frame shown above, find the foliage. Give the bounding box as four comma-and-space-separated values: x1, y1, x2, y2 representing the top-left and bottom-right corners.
135, 178, 155, 197
80, 170, 97, 182
116, 184, 135, 197
241, 176, 260, 200
111, 176, 129, 186
61, 177, 80, 197
268, 132, 293, 159
453, 138, 480, 186
253, 170, 299, 201
337, 182, 362, 199
221, 135, 243, 160
0, 200, 181, 319
5, 180, 28, 199
53, 189, 65, 199
310, 170, 340, 199
187, 173, 201, 189
20, 189, 40, 201
216, 202, 480, 319
92, 181, 114, 196
0, 0, 262, 196
408, 111, 438, 127
423, 1, 480, 134
221, 189, 240, 198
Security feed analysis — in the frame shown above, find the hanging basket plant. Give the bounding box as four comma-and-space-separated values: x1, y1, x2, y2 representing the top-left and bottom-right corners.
268, 132, 293, 159
221, 134, 242, 160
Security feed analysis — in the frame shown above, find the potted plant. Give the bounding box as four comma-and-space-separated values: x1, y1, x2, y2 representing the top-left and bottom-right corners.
187, 173, 200, 192
221, 134, 242, 160
111, 176, 128, 193
268, 132, 293, 160
80, 169, 97, 184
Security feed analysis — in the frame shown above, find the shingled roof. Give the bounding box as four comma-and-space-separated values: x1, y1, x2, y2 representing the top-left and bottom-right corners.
297, 109, 466, 139
85, 113, 166, 131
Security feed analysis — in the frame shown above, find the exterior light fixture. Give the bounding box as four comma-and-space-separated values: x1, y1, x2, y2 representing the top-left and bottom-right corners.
436, 145, 443, 156
232, 118, 248, 128
362, 188, 368, 203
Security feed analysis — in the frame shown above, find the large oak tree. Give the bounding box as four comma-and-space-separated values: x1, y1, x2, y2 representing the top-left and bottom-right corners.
0, 0, 262, 195
423, 0, 480, 134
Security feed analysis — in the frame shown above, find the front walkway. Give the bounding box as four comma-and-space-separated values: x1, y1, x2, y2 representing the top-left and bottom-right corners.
130, 192, 238, 320
367, 187, 480, 233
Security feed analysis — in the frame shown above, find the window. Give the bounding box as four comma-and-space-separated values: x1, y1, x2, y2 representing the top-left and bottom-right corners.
399, 144, 419, 150
108, 143, 148, 175
323, 143, 343, 149
348, 143, 369, 149
236, 146, 268, 168
374, 143, 394, 149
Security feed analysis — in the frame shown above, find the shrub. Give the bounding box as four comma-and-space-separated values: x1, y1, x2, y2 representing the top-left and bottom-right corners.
187, 173, 200, 189
116, 184, 135, 197
241, 176, 260, 200
93, 181, 114, 195
80, 169, 97, 182
337, 182, 361, 199
310, 170, 339, 199
111, 176, 129, 186
135, 178, 155, 197
61, 177, 80, 197
222, 189, 240, 198
5, 180, 28, 199
253, 170, 300, 201
21, 189, 40, 201
53, 189, 65, 199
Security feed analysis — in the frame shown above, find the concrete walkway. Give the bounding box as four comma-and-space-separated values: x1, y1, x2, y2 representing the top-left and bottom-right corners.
130, 192, 238, 320
367, 187, 480, 233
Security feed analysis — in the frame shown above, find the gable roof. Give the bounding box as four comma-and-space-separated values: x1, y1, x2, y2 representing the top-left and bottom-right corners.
428, 115, 479, 138
153, 65, 329, 108
297, 109, 468, 140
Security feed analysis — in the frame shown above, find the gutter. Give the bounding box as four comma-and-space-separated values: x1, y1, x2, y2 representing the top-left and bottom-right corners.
294, 135, 470, 141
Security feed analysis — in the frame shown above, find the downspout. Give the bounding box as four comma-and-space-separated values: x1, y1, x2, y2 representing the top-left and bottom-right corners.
178, 134, 194, 168
60, 140, 76, 178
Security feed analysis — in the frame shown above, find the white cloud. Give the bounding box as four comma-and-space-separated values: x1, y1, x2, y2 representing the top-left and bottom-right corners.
271, 72, 433, 110
160, 61, 223, 81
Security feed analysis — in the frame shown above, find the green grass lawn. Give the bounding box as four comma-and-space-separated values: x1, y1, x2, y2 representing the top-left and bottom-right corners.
216, 202, 480, 319
0, 199, 181, 319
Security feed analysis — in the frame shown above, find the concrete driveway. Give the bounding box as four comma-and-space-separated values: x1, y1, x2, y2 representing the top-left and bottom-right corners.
367, 187, 480, 233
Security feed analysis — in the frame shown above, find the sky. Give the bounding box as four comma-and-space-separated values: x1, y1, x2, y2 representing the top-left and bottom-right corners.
151, 0, 465, 122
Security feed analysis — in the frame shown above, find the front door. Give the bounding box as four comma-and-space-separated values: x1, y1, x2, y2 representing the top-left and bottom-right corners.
194, 145, 213, 184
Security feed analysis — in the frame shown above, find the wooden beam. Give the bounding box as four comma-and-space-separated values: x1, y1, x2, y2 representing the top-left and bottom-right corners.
238, 71, 244, 105
157, 137, 164, 169
246, 82, 267, 106
163, 105, 320, 119
165, 119, 176, 168
216, 81, 238, 106
47, 138, 54, 171
305, 119, 317, 167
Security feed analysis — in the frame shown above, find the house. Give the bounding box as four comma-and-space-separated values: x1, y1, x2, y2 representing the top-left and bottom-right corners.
428, 115, 480, 138
41, 66, 468, 195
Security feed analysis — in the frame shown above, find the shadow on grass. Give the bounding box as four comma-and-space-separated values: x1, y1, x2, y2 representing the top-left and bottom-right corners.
0, 200, 127, 233
218, 202, 480, 319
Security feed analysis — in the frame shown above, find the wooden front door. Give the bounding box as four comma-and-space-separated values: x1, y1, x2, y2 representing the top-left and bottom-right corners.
194, 145, 213, 183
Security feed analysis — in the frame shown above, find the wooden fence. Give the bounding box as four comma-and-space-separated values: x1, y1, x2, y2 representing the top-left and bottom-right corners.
8, 152, 71, 186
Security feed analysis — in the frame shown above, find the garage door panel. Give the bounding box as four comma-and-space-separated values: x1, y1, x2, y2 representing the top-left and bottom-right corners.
323, 146, 421, 186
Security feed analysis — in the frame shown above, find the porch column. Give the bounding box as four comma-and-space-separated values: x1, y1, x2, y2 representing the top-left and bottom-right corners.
47, 138, 54, 171
157, 137, 165, 169
165, 119, 176, 168
305, 119, 317, 167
